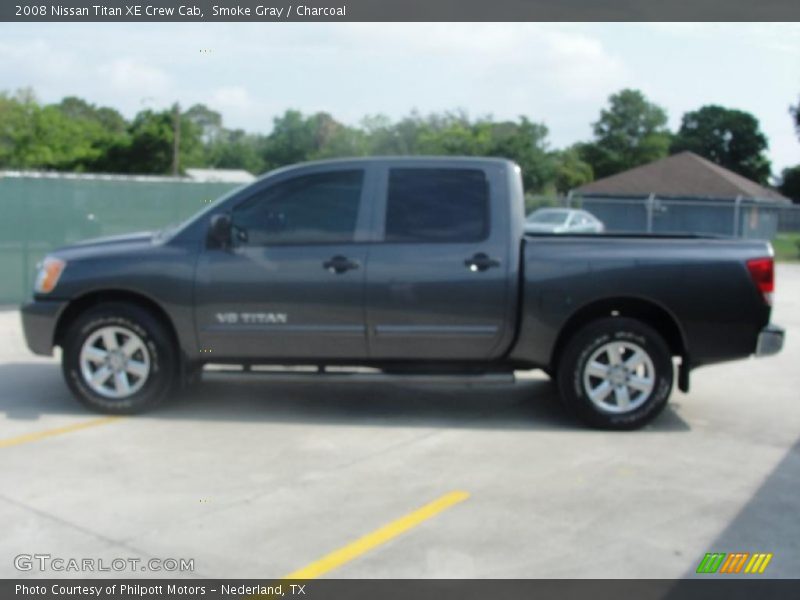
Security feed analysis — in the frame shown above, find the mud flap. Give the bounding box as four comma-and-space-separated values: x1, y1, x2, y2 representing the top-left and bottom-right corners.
678, 359, 690, 393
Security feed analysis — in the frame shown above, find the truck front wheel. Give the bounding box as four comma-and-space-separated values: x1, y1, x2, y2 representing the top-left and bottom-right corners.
62, 303, 177, 414
556, 318, 673, 430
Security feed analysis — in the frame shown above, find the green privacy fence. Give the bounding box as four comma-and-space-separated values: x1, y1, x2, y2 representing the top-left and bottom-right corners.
0, 173, 241, 304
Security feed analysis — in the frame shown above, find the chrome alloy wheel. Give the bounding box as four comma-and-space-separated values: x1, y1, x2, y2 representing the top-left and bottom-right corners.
79, 326, 151, 399
582, 341, 655, 414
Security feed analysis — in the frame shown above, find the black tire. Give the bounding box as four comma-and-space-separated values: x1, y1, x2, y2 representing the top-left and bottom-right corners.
62, 303, 177, 414
556, 317, 673, 430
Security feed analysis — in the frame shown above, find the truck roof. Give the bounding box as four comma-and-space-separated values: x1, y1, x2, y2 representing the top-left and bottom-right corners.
259, 155, 518, 180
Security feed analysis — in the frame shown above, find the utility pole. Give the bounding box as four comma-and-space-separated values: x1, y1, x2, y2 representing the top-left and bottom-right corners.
172, 102, 181, 176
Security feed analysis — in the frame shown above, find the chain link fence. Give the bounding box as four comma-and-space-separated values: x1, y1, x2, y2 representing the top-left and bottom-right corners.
567, 195, 798, 238
526, 193, 800, 261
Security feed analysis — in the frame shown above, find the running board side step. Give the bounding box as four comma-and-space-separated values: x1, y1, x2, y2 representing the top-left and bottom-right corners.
203, 368, 516, 385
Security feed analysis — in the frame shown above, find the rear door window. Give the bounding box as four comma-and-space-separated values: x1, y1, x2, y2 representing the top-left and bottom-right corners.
384, 168, 489, 243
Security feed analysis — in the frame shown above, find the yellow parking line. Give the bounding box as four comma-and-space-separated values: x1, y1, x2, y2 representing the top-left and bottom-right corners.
281, 490, 470, 580
0, 416, 122, 449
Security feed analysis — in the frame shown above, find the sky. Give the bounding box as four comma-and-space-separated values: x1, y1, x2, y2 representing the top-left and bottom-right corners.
0, 22, 798, 176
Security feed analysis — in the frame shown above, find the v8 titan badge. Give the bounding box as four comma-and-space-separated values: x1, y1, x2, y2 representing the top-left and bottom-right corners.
215, 312, 288, 325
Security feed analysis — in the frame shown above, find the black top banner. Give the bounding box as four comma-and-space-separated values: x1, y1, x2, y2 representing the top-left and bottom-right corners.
3, 0, 800, 22
3, 579, 800, 600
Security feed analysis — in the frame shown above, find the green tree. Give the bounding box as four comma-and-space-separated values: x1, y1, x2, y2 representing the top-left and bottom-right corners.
412, 111, 491, 155
183, 104, 268, 173
366, 112, 431, 155
115, 109, 174, 173
779, 165, 800, 203
551, 147, 593, 194
54, 96, 129, 171
176, 105, 205, 170
104, 107, 202, 175
671, 105, 771, 184
261, 110, 342, 168
0, 89, 589, 188
206, 129, 266, 174
311, 124, 367, 159
0, 90, 34, 167
578, 89, 671, 179
782, 94, 800, 204
184, 103, 223, 145
485, 118, 553, 192
0, 90, 126, 171
56, 96, 127, 135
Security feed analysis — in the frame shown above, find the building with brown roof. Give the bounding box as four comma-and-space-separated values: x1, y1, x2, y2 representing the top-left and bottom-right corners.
571, 151, 789, 238
575, 151, 789, 203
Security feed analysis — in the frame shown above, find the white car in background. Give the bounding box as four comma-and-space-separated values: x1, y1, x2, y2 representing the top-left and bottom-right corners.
525, 208, 605, 234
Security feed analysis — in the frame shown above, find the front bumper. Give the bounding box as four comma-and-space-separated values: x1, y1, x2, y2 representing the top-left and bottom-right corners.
20, 299, 67, 356
755, 323, 785, 357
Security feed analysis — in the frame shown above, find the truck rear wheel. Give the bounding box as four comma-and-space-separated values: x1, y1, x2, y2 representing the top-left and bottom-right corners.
556, 317, 673, 430
62, 303, 177, 414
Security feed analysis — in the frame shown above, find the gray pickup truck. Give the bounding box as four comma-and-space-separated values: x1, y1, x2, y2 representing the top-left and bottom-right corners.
21, 157, 784, 429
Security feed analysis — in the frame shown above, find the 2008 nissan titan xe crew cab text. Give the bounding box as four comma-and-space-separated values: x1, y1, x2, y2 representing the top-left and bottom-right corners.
21, 157, 785, 429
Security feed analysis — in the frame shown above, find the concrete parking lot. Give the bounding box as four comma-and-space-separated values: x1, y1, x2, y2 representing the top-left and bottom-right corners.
1, 265, 799, 579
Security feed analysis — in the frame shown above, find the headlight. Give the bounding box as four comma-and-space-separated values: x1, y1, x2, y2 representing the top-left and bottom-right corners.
34, 257, 66, 294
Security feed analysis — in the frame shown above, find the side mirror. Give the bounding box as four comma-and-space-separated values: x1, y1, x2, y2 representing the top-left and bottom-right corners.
207, 213, 232, 249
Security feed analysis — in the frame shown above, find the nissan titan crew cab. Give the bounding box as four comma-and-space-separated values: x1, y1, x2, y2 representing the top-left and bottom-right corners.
21, 158, 785, 429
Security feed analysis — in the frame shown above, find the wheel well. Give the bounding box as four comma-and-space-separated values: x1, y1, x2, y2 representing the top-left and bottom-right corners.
550, 297, 687, 370
54, 290, 180, 357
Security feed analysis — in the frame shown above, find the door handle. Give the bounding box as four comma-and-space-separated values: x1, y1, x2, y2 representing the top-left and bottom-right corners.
464, 252, 500, 272
324, 255, 360, 274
